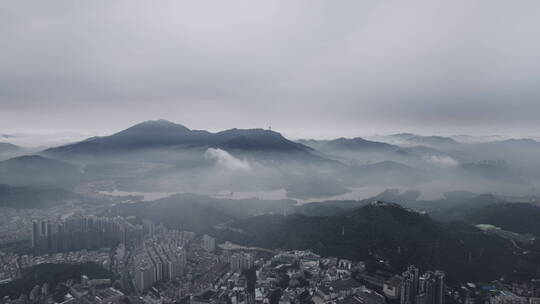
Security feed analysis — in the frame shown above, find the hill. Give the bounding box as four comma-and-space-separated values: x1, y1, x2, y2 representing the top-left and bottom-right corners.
388, 133, 459, 148
0, 142, 24, 161
0, 155, 82, 188
320, 137, 399, 152
110, 193, 296, 234
214, 202, 538, 283
0, 184, 76, 209
480, 138, 540, 150
213, 128, 312, 153
464, 203, 540, 236
0, 142, 21, 152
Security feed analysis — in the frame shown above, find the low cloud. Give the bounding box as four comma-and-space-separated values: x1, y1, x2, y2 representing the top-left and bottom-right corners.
204, 148, 251, 171
426, 155, 459, 167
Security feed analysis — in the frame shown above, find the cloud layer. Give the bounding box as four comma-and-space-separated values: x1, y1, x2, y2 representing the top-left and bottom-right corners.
1, 1, 540, 137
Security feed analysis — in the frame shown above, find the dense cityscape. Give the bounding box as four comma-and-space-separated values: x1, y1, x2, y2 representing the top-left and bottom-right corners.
1, 206, 539, 304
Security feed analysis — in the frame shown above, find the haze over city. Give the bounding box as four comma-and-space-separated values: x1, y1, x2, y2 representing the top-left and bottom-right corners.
2, 2, 540, 304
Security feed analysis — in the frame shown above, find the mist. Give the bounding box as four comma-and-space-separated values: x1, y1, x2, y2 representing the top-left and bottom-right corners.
2, 120, 540, 205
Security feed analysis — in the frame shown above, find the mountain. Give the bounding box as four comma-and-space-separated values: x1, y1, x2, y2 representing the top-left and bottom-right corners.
214, 202, 535, 283
0, 155, 82, 188
297, 137, 399, 153
487, 138, 540, 149
111, 193, 297, 233
291, 199, 369, 216
460, 161, 525, 183
0, 184, 76, 209
386, 133, 460, 148
216, 202, 439, 259
470, 139, 540, 161
44, 120, 211, 155
464, 203, 540, 236
0, 142, 24, 161
320, 137, 399, 152
44, 120, 313, 158
0, 142, 21, 152
212, 128, 311, 153
296, 139, 329, 150
416, 194, 506, 221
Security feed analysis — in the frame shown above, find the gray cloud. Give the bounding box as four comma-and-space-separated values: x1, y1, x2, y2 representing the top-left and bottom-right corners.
1, 0, 540, 138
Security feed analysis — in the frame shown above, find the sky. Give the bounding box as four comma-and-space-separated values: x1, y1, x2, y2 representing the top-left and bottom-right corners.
1, 0, 540, 141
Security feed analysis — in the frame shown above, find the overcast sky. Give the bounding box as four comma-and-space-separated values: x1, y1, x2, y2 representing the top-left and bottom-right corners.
1, 0, 540, 140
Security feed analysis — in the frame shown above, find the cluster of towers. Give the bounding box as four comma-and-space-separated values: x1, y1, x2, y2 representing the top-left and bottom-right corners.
133, 227, 190, 292
31, 215, 141, 254
228, 252, 254, 273
401, 266, 446, 304
202, 234, 216, 252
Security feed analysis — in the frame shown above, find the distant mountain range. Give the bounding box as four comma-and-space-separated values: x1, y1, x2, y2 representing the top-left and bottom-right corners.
299, 137, 399, 153
388, 133, 459, 147
0, 119, 539, 198
0, 142, 21, 152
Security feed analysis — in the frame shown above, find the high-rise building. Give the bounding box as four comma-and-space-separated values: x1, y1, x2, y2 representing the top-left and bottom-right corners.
401, 276, 413, 304
401, 267, 445, 304
202, 234, 215, 252
30, 215, 142, 254
132, 231, 188, 292
143, 219, 155, 237
134, 259, 156, 292
31, 221, 39, 249
415, 293, 427, 304
433, 271, 445, 304
401, 266, 419, 304
230, 252, 254, 273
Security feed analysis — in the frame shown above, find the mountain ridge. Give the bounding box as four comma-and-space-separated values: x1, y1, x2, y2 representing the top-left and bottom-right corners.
213, 202, 533, 283
44, 120, 313, 157
0, 142, 22, 153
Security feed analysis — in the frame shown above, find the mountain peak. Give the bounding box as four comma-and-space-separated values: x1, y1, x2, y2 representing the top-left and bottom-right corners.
124, 119, 189, 131
322, 137, 398, 151
111, 120, 191, 139
214, 128, 312, 153
217, 128, 284, 138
